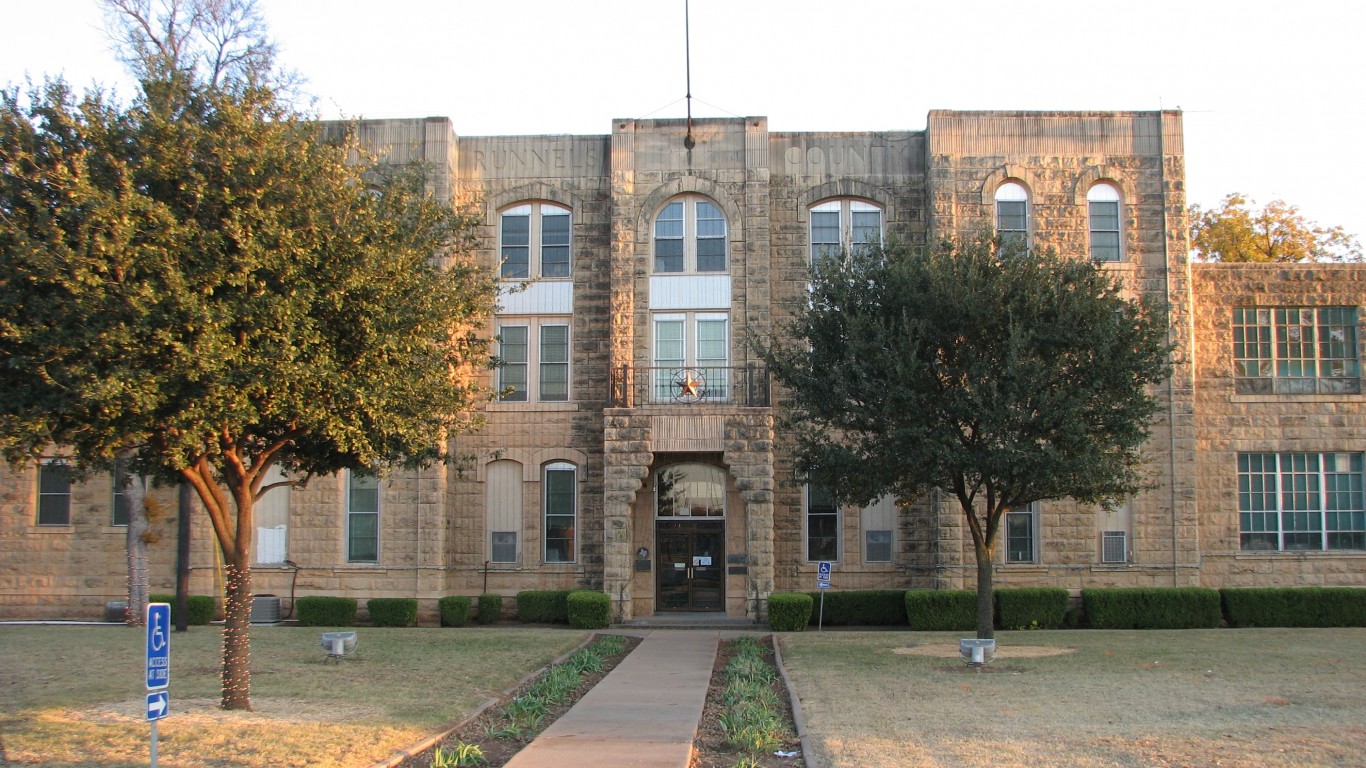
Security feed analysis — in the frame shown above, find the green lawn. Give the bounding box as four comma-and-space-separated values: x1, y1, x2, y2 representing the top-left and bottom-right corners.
0, 624, 587, 768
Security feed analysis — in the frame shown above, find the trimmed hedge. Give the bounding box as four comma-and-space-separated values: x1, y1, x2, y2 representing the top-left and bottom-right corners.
516, 590, 571, 623
1082, 587, 1220, 629
995, 587, 1069, 630
568, 590, 612, 629
438, 596, 471, 627
149, 594, 214, 626
296, 596, 358, 627
905, 589, 976, 631
476, 593, 502, 625
367, 598, 418, 627
768, 592, 814, 631
805, 590, 908, 626
1222, 587, 1366, 628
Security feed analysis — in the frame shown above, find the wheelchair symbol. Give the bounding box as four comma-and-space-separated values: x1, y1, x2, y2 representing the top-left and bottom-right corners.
150, 620, 167, 652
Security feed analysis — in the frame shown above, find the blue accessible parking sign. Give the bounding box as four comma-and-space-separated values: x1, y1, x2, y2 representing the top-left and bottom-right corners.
817, 560, 832, 589
146, 603, 170, 690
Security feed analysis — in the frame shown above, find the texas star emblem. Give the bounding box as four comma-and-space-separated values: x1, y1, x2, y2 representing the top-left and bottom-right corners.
673, 370, 706, 402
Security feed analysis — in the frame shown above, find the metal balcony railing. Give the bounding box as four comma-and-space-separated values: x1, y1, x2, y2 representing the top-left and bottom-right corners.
609, 364, 770, 408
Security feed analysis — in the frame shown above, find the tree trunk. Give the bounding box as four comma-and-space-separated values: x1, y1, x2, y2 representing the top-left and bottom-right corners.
124, 476, 149, 626
175, 481, 193, 632
220, 559, 253, 710
974, 540, 995, 640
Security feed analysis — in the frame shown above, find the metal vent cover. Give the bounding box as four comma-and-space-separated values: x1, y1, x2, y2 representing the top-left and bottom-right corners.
1102, 531, 1127, 564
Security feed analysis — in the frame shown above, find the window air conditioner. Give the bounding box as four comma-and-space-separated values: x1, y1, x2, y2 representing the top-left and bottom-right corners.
1102, 530, 1127, 564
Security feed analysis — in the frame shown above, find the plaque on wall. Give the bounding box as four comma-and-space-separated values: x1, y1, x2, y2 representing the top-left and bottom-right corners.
726, 553, 747, 564
728, 566, 748, 575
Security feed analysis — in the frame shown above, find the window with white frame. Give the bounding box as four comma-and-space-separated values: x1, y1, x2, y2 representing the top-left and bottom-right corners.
861, 496, 896, 563
499, 202, 571, 279
810, 199, 883, 264
497, 320, 571, 402
1239, 452, 1365, 551
1233, 307, 1361, 394
37, 460, 72, 526
1087, 183, 1122, 262
652, 313, 729, 401
543, 462, 577, 563
346, 471, 379, 563
654, 196, 727, 273
806, 484, 839, 562
1004, 502, 1038, 564
486, 459, 522, 564
995, 182, 1029, 249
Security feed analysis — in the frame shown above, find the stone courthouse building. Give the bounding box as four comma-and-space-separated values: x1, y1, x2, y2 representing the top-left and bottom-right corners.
2, 110, 1363, 622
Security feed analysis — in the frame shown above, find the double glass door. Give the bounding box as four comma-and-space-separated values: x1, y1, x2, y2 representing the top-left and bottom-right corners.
656, 521, 724, 611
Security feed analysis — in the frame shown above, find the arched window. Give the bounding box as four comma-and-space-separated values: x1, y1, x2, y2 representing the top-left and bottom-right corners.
655, 463, 726, 517
654, 195, 727, 273
994, 182, 1029, 249
543, 462, 577, 563
810, 199, 882, 264
1087, 183, 1122, 262
486, 460, 523, 564
500, 202, 571, 279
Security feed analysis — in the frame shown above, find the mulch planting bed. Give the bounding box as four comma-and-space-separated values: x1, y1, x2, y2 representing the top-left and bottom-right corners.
690, 635, 804, 768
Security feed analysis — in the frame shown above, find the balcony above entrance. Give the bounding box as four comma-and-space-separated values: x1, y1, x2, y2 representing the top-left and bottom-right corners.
610, 364, 770, 408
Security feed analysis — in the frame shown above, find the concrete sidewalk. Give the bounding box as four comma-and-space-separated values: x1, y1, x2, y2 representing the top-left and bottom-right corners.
503, 629, 740, 768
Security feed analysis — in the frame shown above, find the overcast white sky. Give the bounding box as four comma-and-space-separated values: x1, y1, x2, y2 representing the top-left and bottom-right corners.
4, 0, 1364, 240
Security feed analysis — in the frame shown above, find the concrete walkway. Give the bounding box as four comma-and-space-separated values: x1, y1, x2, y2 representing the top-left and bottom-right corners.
503, 630, 738, 768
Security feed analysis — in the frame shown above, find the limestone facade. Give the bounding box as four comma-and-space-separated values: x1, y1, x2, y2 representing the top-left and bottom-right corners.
2, 110, 1362, 622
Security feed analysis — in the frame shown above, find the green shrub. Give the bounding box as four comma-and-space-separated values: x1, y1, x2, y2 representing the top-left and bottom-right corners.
476, 593, 502, 625
516, 590, 571, 623
366, 598, 418, 627
804, 590, 908, 626
1221, 587, 1366, 628
149, 594, 215, 626
767, 592, 813, 631
296, 596, 358, 627
567, 590, 611, 629
438, 596, 472, 627
904, 589, 976, 631
1082, 587, 1220, 629
995, 587, 1069, 630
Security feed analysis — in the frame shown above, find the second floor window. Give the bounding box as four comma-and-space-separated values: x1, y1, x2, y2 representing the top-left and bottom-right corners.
500, 202, 571, 279
654, 196, 727, 273
653, 313, 729, 401
995, 182, 1029, 250
1233, 307, 1360, 394
1087, 183, 1122, 262
810, 199, 882, 264
498, 321, 571, 402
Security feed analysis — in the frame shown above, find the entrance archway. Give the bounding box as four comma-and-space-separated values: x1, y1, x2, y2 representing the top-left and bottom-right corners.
653, 463, 725, 612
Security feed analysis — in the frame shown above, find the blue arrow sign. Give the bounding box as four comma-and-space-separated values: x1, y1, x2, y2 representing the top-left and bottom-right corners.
146, 603, 170, 690
146, 690, 169, 721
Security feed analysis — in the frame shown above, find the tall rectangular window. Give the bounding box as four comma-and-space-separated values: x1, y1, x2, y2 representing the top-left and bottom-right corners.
995, 182, 1029, 250
539, 324, 570, 402
486, 459, 523, 564
1239, 452, 1365, 551
111, 459, 131, 526
540, 208, 571, 278
347, 472, 379, 563
544, 463, 576, 563
861, 496, 896, 563
500, 210, 530, 279
652, 313, 729, 402
806, 485, 839, 562
1005, 503, 1037, 564
1233, 308, 1360, 394
498, 325, 529, 402
38, 460, 72, 526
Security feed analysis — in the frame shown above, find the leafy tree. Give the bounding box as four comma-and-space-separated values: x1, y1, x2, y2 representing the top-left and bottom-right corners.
1190, 193, 1362, 263
0, 2, 496, 710
760, 237, 1170, 639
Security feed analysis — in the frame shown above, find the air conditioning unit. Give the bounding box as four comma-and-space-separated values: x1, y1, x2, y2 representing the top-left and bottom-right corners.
1102, 531, 1127, 564
250, 595, 282, 624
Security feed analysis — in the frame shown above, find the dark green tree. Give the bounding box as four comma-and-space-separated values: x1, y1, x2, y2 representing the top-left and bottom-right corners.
1190, 193, 1362, 263
760, 237, 1170, 638
0, 2, 496, 710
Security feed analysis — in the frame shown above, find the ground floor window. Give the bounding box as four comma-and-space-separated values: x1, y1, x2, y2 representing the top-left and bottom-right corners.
544, 462, 577, 563
37, 460, 72, 526
806, 485, 839, 562
346, 471, 379, 563
1005, 503, 1038, 564
1239, 452, 1365, 550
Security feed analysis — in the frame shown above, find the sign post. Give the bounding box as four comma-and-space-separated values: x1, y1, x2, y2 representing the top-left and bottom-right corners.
145, 602, 171, 767
816, 561, 832, 631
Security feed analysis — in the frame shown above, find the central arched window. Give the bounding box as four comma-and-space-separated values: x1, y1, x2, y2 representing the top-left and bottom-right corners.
810, 199, 882, 264
655, 463, 726, 517
654, 195, 727, 273
500, 202, 571, 279
994, 182, 1029, 249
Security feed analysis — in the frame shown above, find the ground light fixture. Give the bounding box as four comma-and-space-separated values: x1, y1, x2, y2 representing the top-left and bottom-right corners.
960, 638, 996, 667
321, 631, 357, 663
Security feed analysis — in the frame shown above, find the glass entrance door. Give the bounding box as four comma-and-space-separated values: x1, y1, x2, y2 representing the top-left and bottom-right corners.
656, 521, 724, 611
